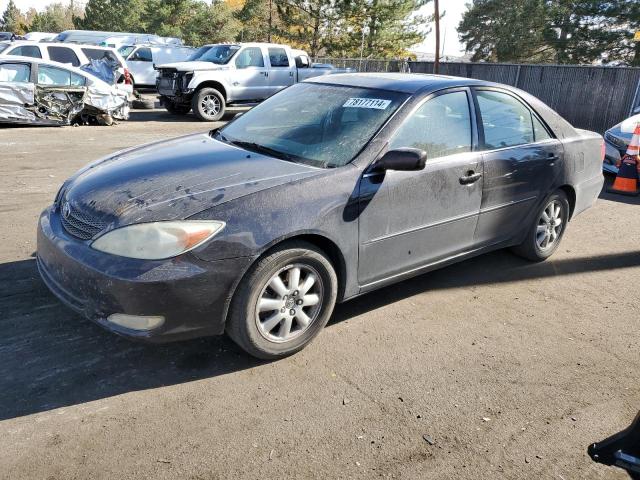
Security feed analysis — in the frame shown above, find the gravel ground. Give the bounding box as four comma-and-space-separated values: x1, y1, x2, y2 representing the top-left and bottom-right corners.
0, 105, 638, 479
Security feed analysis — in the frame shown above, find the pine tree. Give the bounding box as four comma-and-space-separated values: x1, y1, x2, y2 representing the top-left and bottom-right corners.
1, 0, 27, 34
74, 0, 145, 32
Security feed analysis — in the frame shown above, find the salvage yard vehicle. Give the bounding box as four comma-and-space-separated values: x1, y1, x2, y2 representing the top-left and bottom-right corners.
0, 56, 129, 126
118, 44, 196, 88
37, 73, 604, 358
0, 40, 133, 95
603, 113, 640, 174
156, 42, 353, 121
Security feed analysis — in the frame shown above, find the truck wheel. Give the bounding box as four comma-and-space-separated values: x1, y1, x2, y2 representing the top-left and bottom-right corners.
192, 88, 226, 122
163, 100, 191, 115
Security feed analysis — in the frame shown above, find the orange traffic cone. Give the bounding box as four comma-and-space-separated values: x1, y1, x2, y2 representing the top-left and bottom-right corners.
608, 123, 640, 196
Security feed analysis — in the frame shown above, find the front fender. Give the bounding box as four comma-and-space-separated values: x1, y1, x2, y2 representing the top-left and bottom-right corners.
188, 72, 230, 96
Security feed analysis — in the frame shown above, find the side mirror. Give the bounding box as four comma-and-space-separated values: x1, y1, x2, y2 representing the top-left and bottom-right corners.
374, 148, 427, 172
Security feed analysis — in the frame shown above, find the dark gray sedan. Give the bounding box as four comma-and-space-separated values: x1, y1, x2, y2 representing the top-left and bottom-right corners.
37, 73, 604, 359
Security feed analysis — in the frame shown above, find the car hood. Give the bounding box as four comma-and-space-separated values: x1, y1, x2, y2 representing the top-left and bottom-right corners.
607, 113, 640, 141
62, 132, 324, 228
156, 61, 226, 72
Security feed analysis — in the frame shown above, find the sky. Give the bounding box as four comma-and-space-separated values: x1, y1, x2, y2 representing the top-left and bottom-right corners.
6, 0, 469, 56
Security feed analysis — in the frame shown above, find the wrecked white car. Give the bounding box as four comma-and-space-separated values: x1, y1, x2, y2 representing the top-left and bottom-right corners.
0, 56, 129, 126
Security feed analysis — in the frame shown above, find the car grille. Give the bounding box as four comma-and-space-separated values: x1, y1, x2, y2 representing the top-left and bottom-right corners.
60, 202, 108, 240
605, 132, 628, 151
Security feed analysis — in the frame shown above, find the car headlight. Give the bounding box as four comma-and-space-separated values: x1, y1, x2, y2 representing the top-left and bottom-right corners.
91, 221, 225, 260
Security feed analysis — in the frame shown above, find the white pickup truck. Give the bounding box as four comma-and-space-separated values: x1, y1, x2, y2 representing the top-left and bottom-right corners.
155, 42, 353, 121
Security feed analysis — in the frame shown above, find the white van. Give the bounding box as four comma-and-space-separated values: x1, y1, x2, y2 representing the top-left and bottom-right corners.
0, 40, 133, 95
118, 44, 196, 87
53, 30, 183, 48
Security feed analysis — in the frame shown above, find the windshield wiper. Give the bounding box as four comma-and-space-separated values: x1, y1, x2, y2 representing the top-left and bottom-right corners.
227, 140, 302, 163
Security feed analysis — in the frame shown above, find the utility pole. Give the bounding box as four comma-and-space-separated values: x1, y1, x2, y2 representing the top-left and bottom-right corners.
434, 0, 440, 74
268, 0, 273, 42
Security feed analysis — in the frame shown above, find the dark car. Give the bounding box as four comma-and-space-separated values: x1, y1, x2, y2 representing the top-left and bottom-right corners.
603, 113, 640, 174
37, 73, 604, 359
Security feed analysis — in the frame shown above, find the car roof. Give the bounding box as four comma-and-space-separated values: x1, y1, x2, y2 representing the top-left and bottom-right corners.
2, 40, 116, 50
306, 72, 492, 94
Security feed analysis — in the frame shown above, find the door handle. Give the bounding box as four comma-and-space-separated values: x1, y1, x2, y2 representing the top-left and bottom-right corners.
547, 153, 559, 162
260, 71, 268, 77
459, 171, 482, 185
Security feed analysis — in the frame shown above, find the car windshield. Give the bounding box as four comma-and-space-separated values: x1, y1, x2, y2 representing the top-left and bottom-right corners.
187, 46, 210, 61
219, 82, 408, 168
118, 45, 135, 58
196, 45, 240, 64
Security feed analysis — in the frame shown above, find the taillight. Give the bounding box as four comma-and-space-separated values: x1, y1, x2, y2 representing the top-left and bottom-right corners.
601, 140, 605, 161
124, 68, 132, 85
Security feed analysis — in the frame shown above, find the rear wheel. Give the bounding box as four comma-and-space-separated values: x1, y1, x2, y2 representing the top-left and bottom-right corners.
226, 241, 338, 359
511, 190, 569, 261
191, 87, 225, 122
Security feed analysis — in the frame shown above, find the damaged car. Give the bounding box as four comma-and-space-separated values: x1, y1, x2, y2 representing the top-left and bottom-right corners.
0, 56, 129, 126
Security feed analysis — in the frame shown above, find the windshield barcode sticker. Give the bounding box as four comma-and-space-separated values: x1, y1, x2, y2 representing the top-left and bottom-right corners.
343, 98, 391, 110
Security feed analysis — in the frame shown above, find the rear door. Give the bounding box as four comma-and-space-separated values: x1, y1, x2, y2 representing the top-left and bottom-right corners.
358, 88, 483, 287
230, 46, 269, 101
267, 47, 294, 95
472, 88, 562, 246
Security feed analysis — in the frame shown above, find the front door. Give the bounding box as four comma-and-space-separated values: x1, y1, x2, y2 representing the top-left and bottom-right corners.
358, 89, 483, 287
266, 46, 295, 96
472, 88, 563, 246
230, 46, 269, 101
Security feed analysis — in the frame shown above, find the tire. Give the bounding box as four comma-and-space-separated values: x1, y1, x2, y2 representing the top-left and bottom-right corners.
511, 190, 569, 262
226, 241, 338, 360
132, 98, 155, 110
191, 87, 225, 122
163, 100, 191, 115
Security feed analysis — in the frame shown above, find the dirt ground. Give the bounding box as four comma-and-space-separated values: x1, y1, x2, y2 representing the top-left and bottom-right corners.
0, 105, 638, 480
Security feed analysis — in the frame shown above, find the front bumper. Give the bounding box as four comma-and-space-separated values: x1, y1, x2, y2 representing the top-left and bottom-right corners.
36, 207, 254, 343
603, 136, 627, 174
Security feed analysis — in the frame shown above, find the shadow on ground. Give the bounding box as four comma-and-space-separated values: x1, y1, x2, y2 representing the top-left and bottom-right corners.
1, 246, 639, 421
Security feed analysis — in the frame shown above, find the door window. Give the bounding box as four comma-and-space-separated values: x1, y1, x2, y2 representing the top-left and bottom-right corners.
129, 47, 153, 62
47, 46, 81, 66
8, 45, 42, 59
0, 63, 31, 82
389, 91, 472, 159
268, 48, 289, 67
38, 65, 86, 86
476, 90, 534, 149
532, 114, 552, 141
235, 47, 264, 69
82, 48, 120, 65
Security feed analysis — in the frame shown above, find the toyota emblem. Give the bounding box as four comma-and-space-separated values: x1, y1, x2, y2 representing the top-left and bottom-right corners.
62, 202, 71, 219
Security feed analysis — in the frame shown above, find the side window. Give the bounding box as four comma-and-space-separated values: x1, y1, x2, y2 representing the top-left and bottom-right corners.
8, 45, 42, 59
268, 48, 289, 67
38, 65, 85, 86
129, 47, 153, 62
235, 47, 264, 69
532, 114, 552, 141
0, 63, 31, 82
47, 46, 81, 67
476, 90, 534, 149
389, 91, 473, 159
82, 48, 119, 65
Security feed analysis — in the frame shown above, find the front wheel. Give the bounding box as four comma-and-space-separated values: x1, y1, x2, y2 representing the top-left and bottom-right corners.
191, 87, 225, 122
511, 190, 569, 262
226, 241, 338, 359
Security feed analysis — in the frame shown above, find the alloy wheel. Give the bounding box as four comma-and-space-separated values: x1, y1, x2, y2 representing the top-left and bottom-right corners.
201, 95, 220, 117
536, 200, 563, 250
255, 264, 324, 343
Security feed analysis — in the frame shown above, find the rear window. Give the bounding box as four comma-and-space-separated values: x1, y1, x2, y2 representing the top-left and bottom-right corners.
47, 46, 81, 67
268, 48, 289, 67
82, 48, 120, 66
0, 43, 10, 54
0, 63, 31, 82
8, 45, 42, 59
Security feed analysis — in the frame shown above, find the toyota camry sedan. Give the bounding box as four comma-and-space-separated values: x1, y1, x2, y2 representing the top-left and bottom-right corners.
37, 73, 604, 359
